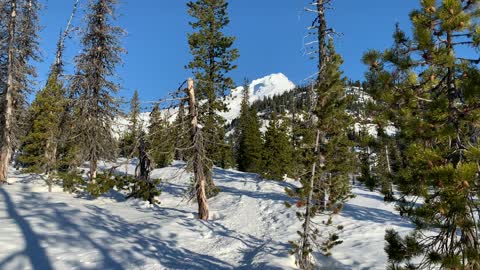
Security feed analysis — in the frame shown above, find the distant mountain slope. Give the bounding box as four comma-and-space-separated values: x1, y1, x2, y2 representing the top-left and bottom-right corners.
114, 73, 296, 136
220, 73, 295, 123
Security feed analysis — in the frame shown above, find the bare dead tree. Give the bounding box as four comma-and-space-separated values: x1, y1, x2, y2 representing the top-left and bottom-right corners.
52, 0, 80, 75
187, 78, 209, 220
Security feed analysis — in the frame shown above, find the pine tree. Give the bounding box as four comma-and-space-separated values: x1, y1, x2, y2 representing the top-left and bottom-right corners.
18, 0, 77, 179
173, 100, 190, 161
129, 90, 141, 140
120, 90, 141, 157
0, 0, 40, 183
357, 25, 407, 201
54, 0, 81, 177
18, 73, 65, 175
69, 0, 124, 181
287, 1, 355, 268
236, 80, 263, 173
148, 104, 174, 168
186, 0, 239, 196
263, 113, 293, 180
365, 1, 480, 268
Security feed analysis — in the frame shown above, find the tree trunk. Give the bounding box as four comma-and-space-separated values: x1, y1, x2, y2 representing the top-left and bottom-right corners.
187, 78, 209, 220
90, 159, 97, 181
137, 134, 150, 181
317, 0, 328, 212
301, 129, 321, 266
0, 0, 17, 184
385, 145, 391, 174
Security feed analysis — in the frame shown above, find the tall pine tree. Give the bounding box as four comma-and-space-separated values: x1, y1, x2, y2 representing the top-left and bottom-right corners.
120, 90, 141, 157
364, 1, 480, 268
18, 0, 78, 177
287, 1, 355, 268
148, 104, 174, 168
263, 113, 293, 180
69, 0, 124, 180
187, 0, 239, 196
173, 100, 190, 161
18, 73, 65, 175
236, 79, 263, 173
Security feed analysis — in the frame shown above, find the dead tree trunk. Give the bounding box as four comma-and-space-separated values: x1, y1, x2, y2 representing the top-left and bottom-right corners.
53, 0, 79, 72
187, 78, 209, 220
0, 0, 17, 183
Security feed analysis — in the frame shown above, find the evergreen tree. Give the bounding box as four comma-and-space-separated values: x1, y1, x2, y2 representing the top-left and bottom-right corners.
54, 0, 81, 178
18, 73, 65, 175
173, 100, 189, 161
286, 1, 355, 268
263, 113, 293, 180
120, 90, 141, 157
18, 1, 78, 178
236, 80, 263, 173
187, 0, 239, 196
0, 0, 40, 182
69, 0, 124, 181
363, 1, 480, 268
129, 90, 141, 139
357, 26, 407, 201
148, 104, 174, 168
216, 134, 235, 169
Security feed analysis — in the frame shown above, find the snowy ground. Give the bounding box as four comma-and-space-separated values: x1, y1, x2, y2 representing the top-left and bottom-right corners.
0, 162, 413, 270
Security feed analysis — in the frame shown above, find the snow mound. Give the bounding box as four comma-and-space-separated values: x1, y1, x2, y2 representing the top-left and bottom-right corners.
0, 163, 413, 269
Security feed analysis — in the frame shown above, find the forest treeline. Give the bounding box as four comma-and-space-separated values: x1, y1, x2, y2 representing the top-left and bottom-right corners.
0, 0, 479, 269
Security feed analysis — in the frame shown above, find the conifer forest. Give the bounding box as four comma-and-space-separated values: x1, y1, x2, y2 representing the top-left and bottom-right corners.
1, 0, 480, 269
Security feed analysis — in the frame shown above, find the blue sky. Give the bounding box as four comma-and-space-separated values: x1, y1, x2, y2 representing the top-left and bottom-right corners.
37, 1, 419, 104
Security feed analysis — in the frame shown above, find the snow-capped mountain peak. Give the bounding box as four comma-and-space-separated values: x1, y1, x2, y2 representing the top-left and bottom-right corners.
114, 73, 296, 136
221, 73, 295, 123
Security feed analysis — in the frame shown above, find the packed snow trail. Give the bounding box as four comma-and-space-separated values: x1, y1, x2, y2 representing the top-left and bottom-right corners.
0, 162, 413, 269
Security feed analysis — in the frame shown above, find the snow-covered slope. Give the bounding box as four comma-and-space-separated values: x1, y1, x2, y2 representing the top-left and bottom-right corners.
0, 163, 413, 269
221, 73, 295, 123
113, 73, 296, 136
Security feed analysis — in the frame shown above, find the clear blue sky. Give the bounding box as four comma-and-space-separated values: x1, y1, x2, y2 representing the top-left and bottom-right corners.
37, 1, 419, 104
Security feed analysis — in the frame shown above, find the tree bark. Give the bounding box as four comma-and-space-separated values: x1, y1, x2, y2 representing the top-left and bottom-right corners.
301, 129, 321, 266
187, 78, 209, 220
0, 0, 17, 183
90, 159, 97, 181
317, 0, 328, 212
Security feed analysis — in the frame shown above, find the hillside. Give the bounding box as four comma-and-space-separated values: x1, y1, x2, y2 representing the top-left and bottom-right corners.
0, 163, 413, 270
113, 73, 296, 136
220, 73, 295, 124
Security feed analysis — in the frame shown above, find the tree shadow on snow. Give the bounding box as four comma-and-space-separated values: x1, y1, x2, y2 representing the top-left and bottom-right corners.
237, 242, 292, 270
342, 203, 413, 229
0, 188, 232, 270
0, 188, 54, 270
213, 168, 297, 204
315, 254, 366, 270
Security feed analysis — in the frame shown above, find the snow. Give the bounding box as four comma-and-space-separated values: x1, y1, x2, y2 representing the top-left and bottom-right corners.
112, 73, 295, 137
0, 163, 413, 270
221, 73, 295, 124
